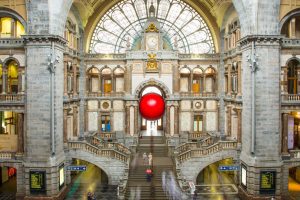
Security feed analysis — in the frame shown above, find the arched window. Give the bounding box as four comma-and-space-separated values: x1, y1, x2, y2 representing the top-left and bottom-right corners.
101, 68, 112, 94
114, 67, 125, 93
192, 67, 203, 94
7, 60, 18, 94
281, 15, 300, 38
90, 0, 215, 54
0, 17, 25, 38
205, 67, 217, 93
287, 60, 300, 94
87, 67, 100, 93
180, 67, 191, 92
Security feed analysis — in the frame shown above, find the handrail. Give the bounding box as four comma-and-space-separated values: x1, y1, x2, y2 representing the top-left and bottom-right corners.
0, 152, 16, 160
91, 135, 130, 154
177, 140, 237, 163
68, 141, 130, 163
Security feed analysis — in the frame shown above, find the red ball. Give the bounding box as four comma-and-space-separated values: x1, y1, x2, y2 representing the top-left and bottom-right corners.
139, 93, 165, 120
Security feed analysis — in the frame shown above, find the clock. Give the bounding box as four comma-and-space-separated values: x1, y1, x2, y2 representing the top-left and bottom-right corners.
147, 36, 158, 50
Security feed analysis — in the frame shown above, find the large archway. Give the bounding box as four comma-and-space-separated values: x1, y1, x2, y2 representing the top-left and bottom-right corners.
65, 159, 116, 200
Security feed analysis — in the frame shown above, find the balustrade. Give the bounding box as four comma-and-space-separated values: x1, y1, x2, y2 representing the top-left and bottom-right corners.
0, 152, 15, 160
281, 94, 300, 102
177, 140, 237, 163
0, 94, 24, 103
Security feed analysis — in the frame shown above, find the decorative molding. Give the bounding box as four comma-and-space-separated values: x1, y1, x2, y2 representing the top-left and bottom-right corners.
239, 35, 283, 49
22, 35, 67, 47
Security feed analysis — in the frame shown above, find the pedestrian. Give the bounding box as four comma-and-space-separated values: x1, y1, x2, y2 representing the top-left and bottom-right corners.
143, 152, 148, 166
193, 191, 197, 200
148, 152, 153, 166
87, 191, 92, 200
146, 168, 152, 182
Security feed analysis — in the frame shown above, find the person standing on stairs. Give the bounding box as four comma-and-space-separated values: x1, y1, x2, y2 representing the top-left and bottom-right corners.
143, 152, 148, 166
148, 152, 153, 166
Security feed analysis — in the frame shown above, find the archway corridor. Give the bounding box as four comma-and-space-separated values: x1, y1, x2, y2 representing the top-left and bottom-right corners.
0, 166, 16, 200
65, 159, 117, 200
195, 158, 240, 200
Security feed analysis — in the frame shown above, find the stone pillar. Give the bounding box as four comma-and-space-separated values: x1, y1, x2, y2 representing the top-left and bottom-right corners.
237, 61, 242, 96
63, 108, 68, 143
134, 104, 138, 136
174, 103, 179, 136
23, 35, 66, 198
227, 106, 232, 137
282, 113, 289, 154
73, 63, 78, 96
64, 61, 68, 96
73, 106, 78, 137
236, 108, 242, 143
228, 64, 232, 95
282, 67, 288, 94
84, 101, 88, 133
166, 103, 170, 135
203, 75, 206, 93
21, 71, 25, 93
17, 68, 22, 94
17, 113, 24, 154
2, 69, 7, 94
111, 74, 114, 94
239, 36, 282, 199
125, 104, 130, 135
173, 64, 180, 94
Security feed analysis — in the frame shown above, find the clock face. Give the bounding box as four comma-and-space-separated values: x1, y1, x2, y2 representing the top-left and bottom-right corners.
147, 36, 158, 50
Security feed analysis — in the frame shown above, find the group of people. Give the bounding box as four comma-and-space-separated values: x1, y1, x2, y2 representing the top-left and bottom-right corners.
143, 152, 153, 166
87, 191, 96, 200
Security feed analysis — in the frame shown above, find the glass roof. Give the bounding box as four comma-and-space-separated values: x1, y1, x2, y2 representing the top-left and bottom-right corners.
90, 0, 215, 54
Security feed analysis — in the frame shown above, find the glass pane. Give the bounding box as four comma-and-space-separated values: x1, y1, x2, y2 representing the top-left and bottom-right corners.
90, 0, 215, 54
1, 18, 12, 38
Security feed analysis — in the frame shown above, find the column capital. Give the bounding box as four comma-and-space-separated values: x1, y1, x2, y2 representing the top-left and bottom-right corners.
23, 34, 67, 48
239, 35, 283, 49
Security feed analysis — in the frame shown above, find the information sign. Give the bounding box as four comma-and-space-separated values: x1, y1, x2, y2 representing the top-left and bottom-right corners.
260, 170, 276, 194
30, 171, 46, 194
66, 165, 87, 171
219, 165, 240, 171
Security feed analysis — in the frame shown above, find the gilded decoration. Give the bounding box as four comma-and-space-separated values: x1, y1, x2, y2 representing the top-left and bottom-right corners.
146, 53, 158, 71
145, 23, 159, 33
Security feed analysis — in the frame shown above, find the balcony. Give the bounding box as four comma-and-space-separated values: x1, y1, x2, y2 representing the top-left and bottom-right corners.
281, 94, 300, 104
0, 94, 25, 104
282, 38, 300, 48
0, 38, 24, 49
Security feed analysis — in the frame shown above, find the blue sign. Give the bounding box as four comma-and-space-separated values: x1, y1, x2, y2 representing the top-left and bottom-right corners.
219, 165, 240, 171
66, 165, 87, 171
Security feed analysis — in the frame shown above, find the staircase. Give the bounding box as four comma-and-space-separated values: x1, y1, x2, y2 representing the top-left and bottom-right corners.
125, 136, 174, 200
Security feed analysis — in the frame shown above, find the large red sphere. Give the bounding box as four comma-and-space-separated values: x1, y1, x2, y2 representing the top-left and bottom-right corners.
139, 93, 165, 120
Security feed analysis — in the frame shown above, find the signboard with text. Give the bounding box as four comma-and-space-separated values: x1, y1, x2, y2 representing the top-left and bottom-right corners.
260, 170, 276, 194
30, 171, 46, 194
66, 165, 87, 171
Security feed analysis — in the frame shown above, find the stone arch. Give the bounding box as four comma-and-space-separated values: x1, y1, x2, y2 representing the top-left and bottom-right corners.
280, 8, 300, 31
86, 65, 100, 73
180, 150, 238, 182
281, 161, 300, 197
0, 7, 27, 29
285, 57, 300, 66
134, 79, 171, 99
3, 57, 21, 68
68, 149, 127, 185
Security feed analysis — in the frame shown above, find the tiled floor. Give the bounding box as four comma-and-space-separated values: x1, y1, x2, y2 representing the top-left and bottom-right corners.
0, 176, 16, 200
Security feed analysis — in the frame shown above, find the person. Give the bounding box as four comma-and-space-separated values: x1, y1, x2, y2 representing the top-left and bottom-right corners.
193, 191, 197, 200
146, 168, 152, 182
87, 191, 92, 200
143, 152, 148, 166
148, 152, 153, 166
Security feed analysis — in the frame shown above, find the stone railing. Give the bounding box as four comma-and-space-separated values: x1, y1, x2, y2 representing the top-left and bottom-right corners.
0, 152, 16, 160
176, 142, 198, 154
91, 136, 131, 155
0, 38, 24, 48
87, 92, 125, 98
281, 94, 300, 102
282, 38, 300, 48
179, 92, 218, 98
0, 94, 25, 103
118, 168, 129, 200
177, 140, 237, 163
189, 132, 209, 140
68, 141, 130, 163
289, 150, 300, 160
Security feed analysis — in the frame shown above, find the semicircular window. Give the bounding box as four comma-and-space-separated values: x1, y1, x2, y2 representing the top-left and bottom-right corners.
90, 0, 215, 54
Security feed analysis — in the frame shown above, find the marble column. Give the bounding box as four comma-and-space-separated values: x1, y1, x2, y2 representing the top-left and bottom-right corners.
282, 113, 289, 154
227, 106, 232, 137
2, 69, 7, 94
17, 68, 22, 94
17, 113, 24, 154
64, 61, 68, 96
63, 108, 68, 143
73, 63, 78, 96
73, 106, 78, 137
237, 108, 242, 143
237, 61, 242, 96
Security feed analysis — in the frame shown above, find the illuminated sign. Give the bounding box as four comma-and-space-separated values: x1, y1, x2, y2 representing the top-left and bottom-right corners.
241, 164, 247, 188
30, 171, 46, 194
59, 164, 65, 190
260, 170, 276, 194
